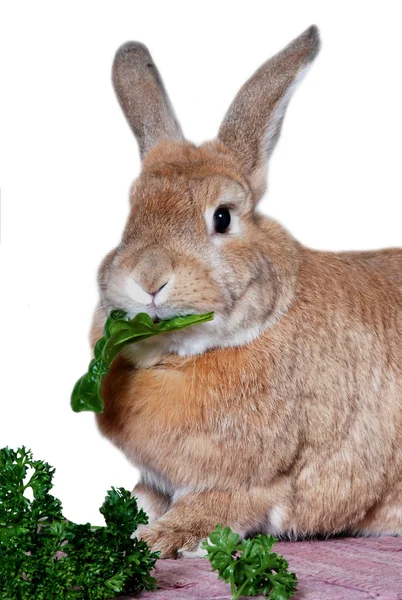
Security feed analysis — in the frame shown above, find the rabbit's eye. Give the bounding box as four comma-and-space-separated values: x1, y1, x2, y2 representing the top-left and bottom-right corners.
213, 206, 231, 234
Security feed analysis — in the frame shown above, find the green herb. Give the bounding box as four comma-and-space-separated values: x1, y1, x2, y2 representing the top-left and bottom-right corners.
202, 524, 297, 600
71, 310, 214, 413
0, 446, 158, 600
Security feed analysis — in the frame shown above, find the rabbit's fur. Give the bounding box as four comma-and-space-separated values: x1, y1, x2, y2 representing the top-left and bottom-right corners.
92, 27, 402, 557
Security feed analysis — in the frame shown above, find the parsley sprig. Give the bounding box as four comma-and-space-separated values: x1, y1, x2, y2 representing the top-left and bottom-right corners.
0, 447, 158, 599
202, 524, 297, 600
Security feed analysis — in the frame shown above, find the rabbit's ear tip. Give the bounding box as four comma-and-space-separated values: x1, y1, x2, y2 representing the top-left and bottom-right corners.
303, 25, 321, 56
306, 24, 320, 38
111, 40, 183, 156
114, 41, 152, 63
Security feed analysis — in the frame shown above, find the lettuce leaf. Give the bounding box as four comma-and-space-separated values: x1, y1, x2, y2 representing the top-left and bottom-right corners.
71, 310, 214, 413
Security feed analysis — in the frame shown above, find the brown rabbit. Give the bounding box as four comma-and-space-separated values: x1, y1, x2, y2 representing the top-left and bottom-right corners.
91, 26, 402, 558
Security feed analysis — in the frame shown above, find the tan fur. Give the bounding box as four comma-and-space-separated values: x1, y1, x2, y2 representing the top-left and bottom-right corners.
112, 42, 183, 157
90, 27, 402, 557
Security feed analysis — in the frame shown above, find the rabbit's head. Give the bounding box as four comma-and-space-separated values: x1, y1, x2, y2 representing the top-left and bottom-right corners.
98, 27, 320, 356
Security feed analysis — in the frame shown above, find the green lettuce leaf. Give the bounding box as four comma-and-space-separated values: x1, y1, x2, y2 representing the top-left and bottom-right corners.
71, 310, 214, 413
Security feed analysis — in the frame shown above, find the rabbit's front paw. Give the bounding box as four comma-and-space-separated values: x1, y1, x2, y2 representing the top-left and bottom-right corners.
121, 337, 169, 368
135, 521, 203, 558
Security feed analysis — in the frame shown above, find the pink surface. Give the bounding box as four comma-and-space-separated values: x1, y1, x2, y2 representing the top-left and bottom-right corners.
133, 536, 402, 599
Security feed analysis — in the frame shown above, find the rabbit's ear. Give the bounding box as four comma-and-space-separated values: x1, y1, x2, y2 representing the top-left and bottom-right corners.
218, 26, 320, 199
112, 42, 184, 158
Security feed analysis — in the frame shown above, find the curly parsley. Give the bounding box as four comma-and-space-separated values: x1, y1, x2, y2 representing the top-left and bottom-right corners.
0, 446, 158, 599
202, 524, 297, 600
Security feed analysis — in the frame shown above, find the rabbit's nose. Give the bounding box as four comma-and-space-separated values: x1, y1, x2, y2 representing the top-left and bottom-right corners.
137, 279, 169, 297
132, 247, 173, 298
152, 280, 169, 296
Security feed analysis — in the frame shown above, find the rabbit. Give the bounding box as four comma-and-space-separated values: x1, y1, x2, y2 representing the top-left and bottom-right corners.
91, 26, 402, 558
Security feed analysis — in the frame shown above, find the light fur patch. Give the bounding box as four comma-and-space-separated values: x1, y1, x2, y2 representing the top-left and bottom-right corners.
268, 505, 286, 536
141, 467, 175, 498
173, 316, 265, 357
132, 489, 159, 524
124, 277, 152, 305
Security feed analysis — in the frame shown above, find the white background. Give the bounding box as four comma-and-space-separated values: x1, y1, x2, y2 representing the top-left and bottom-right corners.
0, 1, 401, 526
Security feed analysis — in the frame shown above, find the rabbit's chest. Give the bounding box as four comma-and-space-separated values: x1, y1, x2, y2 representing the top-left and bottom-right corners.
107, 363, 208, 466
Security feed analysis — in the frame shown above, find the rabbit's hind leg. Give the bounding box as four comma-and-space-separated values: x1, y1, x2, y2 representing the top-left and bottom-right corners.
352, 481, 402, 537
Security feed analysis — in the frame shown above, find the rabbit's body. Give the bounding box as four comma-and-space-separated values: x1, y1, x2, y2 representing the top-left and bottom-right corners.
342, 248, 402, 292
92, 28, 402, 556
97, 215, 402, 551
